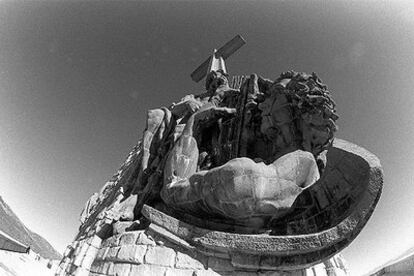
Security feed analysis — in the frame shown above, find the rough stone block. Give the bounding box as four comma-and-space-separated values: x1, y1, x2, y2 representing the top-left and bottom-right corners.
193, 269, 222, 276
145, 246, 176, 267
81, 248, 98, 268
165, 268, 195, 276
88, 235, 102, 248
259, 256, 283, 270
72, 243, 82, 257
64, 245, 75, 257
113, 221, 135, 235
73, 266, 90, 276
147, 223, 192, 249
130, 264, 166, 275
234, 272, 259, 276
105, 247, 120, 261
258, 272, 282, 276
102, 262, 113, 275
90, 261, 113, 275
73, 243, 89, 263
106, 262, 115, 275
90, 261, 106, 274
72, 254, 85, 267
96, 247, 109, 260
175, 251, 205, 269
119, 232, 140, 246
101, 235, 119, 248
208, 257, 234, 272
285, 271, 304, 276
65, 263, 78, 274
137, 231, 156, 246
231, 253, 260, 269
112, 263, 132, 276
116, 245, 147, 264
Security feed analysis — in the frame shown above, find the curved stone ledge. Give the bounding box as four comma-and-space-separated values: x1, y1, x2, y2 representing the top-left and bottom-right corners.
142, 139, 383, 270
88, 228, 347, 275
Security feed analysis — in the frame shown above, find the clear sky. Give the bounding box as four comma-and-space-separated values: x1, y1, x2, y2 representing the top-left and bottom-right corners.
0, 1, 413, 275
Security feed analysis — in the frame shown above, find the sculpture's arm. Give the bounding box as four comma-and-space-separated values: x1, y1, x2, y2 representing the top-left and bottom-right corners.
169, 95, 203, 119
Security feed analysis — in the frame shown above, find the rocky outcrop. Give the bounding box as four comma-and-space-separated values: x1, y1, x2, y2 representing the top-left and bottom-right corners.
0, 196, 61, 260
368, 248, 414, 275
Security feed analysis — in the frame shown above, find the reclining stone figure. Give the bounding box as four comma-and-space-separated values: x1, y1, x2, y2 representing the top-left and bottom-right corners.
79, 68, 338, 234
160, 70, 337, 229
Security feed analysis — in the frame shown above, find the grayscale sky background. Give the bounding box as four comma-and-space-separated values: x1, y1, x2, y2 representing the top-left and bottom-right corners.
1, 1, 413, 275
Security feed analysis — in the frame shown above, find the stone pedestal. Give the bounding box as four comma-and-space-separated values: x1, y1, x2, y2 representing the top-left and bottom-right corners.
57, 229, 348, 276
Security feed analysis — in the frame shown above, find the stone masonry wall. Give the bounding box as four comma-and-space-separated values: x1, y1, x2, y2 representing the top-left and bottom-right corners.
57, 226, 348, 276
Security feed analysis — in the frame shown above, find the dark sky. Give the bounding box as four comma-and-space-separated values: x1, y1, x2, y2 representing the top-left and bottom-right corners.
1, 1, 414, 274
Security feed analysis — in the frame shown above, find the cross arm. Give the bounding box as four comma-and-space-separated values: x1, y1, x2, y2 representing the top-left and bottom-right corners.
190, 35, 246, 83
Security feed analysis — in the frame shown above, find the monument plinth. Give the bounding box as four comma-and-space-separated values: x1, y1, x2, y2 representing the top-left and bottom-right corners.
56, 35, 383, 276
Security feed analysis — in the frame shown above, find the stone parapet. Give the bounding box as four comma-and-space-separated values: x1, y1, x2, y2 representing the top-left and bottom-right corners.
56, 224, 347, 276
61, 227, 346, 276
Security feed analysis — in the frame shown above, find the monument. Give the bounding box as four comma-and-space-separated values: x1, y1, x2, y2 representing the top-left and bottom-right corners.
56, 35, 383, 276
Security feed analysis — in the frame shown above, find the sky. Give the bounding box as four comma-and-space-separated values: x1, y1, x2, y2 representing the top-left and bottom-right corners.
0, 1, 413, 275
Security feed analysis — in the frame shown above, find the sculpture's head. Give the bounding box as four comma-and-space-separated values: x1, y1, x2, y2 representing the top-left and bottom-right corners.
256, 71, 338, 163
205, 69, 230, 92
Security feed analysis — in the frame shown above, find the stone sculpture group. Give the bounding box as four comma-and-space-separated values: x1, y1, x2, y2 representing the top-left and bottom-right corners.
57, 35, 383, 276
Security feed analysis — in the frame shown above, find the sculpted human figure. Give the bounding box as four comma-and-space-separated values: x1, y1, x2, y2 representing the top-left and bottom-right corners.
97, 68, 337, 233
160, 71, 338, 228
102, 69, 239, 223
66, 37, 384, 276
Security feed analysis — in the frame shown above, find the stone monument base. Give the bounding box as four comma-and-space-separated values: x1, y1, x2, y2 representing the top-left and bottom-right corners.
57, 220, 348, 276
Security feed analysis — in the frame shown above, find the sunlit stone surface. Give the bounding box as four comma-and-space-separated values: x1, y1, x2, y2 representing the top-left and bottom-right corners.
56, 37, 382, 276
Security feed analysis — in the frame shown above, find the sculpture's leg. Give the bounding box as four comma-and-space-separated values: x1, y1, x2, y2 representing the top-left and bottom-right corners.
162, 123, 319, 222
161, 106, 236, 213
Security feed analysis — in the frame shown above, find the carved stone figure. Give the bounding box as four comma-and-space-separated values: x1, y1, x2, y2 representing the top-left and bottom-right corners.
57, 35, 383, 276
160, 69, 338, 229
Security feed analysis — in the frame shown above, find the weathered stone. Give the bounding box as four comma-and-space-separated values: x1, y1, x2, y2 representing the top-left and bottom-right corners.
193, 269, 223, 276
87, 235, 102, 248
64, 263, 77, 274
116, 245, 147, 264
257, 272, 282, 276
175, 251, 205, 269
57, 40, 383, 276
208, 257, 234, 271
233, 272, 258, 276
137, 231, 156, 246
81, 247, 98, 268
90, 261, 111, 274
231, 253, 260, 269
75, 242, 89, 260
80, 192, 100, 225
95, 247, 109, 260
130, 264, 166, 275
148, 224, 192, 250
145, 246, 176, 267
72, 253, 85, 267
165, 268, 195, 276
112, 263, 132, 276
101, 235, 119, 248
105, 247, 120, 261
119, 231, 140, 246
113, 221, 139, 235
72, 267, 90, 276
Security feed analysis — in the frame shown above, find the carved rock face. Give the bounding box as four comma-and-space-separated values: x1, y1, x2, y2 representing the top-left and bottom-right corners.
162, 150, 320, 226
161, 71, 339, 229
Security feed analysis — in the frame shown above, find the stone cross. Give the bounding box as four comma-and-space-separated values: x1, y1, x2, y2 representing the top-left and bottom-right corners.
190, 34, 246, 82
